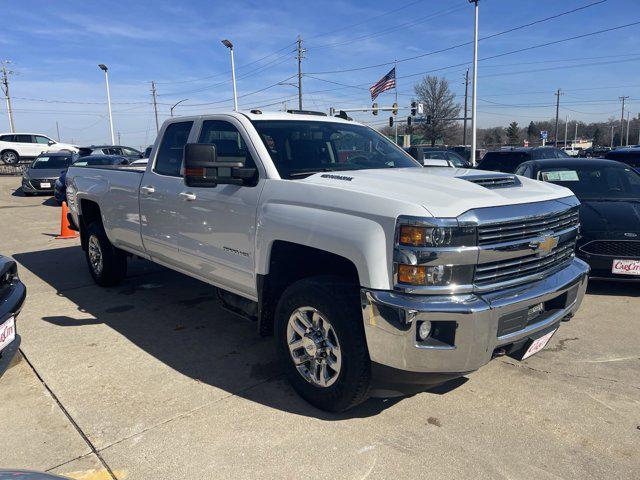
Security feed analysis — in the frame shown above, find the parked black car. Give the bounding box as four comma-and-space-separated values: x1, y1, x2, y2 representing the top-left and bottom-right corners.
404, 146, 471, 168
0, 255, 26, 379
21, 151, 77, 196
77, 145, 143, 162
578, 146, 611, 158
605, 147, 640, 172
515, 158, 640, 280
54, 155, 130, 204
477, 147, 570, 173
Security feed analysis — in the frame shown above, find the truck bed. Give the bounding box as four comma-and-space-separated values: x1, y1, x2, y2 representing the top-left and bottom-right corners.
67, 165, 146, 255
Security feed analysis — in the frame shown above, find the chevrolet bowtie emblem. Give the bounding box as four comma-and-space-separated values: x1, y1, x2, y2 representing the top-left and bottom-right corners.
530, 234, 558, 257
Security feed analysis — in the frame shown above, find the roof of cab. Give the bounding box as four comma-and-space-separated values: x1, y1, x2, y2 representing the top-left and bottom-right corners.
166, 110, 358, 125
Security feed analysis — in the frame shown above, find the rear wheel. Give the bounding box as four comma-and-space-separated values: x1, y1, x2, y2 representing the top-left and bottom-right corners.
84, 221, 127, 286
1, 150, 19, 165
275, 276, 371, 412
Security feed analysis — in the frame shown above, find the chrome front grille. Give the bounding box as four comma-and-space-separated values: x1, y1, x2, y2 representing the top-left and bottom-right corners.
477, 208, 579, 246
474, 241, 576, 287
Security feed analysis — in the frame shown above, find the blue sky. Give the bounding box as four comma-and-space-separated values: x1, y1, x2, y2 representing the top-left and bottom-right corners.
2, 0, 639, 147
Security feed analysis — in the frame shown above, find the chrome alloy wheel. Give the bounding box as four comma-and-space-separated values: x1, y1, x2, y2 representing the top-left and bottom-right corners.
88, 235, 103, 276
286, 307, 342, 387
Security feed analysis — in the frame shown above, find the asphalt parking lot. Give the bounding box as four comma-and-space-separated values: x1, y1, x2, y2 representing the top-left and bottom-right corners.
0, 175, 638, 480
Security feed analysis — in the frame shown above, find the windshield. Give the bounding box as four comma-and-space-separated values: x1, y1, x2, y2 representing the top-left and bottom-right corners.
539, 165, 640, 200
251, 120, 421, 179
31, 155, 74, 169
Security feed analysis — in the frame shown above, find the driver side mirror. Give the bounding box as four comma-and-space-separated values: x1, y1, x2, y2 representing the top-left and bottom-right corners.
48, 140, 55, 146
183, 143, 257, 188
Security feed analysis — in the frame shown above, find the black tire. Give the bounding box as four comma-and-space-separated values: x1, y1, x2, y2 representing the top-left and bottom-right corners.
84, 221, 127, 287
275, 276, 371, 412
1, 150, 19, 165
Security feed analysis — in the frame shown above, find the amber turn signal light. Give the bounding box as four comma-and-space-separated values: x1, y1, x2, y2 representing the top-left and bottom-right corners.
398, 264, 427, 285
399, 225, 426, 246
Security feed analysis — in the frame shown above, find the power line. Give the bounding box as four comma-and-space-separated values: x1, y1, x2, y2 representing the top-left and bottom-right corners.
307, 5, 465, 49
154, 40, 297, 85
307, 1, 609, 74
304, 0, 427, 41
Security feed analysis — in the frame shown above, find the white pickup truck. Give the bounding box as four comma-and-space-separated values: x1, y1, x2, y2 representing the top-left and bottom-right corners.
66, 111, 589, 412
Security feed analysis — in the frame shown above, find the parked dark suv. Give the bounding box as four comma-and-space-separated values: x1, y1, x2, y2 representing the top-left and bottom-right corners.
477, 147, 569, 173
77, 145, 143, 162
605, 147, 640, 172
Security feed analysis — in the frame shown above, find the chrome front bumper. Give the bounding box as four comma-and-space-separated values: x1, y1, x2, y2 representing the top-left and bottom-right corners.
361, 258, 589, 374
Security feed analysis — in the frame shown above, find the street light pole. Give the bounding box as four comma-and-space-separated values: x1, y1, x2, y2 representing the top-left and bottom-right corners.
98, 64, 115, 145
222, 39, 238, 111
469, 0, 479, 166
170, 99, 189, 117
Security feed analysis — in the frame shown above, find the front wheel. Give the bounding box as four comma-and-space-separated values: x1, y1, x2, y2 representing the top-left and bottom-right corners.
275, 276, 371, 412
1, 150, 19, 165
84, 222, 127, 286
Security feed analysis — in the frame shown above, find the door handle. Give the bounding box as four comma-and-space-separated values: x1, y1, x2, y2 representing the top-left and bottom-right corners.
141, 185, 155, 194
179, 191, 197, 201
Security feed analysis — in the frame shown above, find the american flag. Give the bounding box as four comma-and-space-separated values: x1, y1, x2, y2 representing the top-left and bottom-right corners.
369, 67, 396, 101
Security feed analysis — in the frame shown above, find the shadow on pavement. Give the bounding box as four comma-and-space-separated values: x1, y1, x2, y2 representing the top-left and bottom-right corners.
15, 246, 467, 420
586, 278, 640, 297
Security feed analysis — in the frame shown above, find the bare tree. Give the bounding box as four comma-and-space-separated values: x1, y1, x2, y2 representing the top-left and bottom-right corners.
414, 76, 461, 146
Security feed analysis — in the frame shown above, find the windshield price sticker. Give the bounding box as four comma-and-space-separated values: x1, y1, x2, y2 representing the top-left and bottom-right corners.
542, 170, 579, 182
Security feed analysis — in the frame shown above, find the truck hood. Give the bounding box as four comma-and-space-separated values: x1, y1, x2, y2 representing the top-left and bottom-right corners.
300, 167, 574, 218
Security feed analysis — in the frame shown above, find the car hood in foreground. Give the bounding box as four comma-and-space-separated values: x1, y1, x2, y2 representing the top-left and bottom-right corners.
300, 167, 574, 217
579, 199, 640, 235
26, 168, 66, 180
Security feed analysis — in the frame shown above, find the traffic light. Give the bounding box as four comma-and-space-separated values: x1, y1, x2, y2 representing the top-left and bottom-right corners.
426, 115, 432, 125
389, 116, 394, 128
392, 102, 398, 115
407, 116, 412, 127
372, 103, 378, 115
410, 101, 417, 116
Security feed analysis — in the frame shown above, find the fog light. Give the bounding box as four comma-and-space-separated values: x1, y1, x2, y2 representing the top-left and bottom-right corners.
418, 320, 432, 341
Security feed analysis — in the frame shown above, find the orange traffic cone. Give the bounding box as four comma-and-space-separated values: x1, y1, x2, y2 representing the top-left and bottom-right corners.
56, 201, 79, 239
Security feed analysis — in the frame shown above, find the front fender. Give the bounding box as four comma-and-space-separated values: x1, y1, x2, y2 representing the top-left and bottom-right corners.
255, 202, 394, 290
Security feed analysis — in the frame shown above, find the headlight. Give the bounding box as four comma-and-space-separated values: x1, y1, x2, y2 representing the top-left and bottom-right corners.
395, 216, 477, 290
398, 223, 476, 248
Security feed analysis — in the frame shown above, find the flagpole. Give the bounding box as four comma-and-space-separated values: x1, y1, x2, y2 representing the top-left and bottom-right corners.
394, 61, 398, 145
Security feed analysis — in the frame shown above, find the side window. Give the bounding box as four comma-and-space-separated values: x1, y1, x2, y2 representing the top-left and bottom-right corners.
154, 121, 193, 176
122, 147, 139, 156
15, 135, 33, 143
34, 135, 51, 144
197, 120, 256, 168
0, 134, 15, 142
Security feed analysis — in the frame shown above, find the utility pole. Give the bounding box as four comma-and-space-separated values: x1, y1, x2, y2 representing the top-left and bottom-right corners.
1, 62, 16, 133
554, 89, 562, 147
625, 111, 630, 146
564, 115, 568, 149
619, 96, 628, 147
151, 81, 159, 134
469, 0, 479, 166
117, 131, 121, 145
574, 120, 578, 146
56, 121, 61, 142
463, 68, 469, 146
296, 35, 304, 111
610, 124, 614, 148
